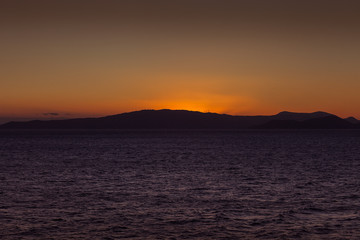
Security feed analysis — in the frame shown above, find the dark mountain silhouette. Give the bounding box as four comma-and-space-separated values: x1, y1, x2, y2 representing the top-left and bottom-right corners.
273, 111, 334, 121
254, 115, 356, 129
0, 109, 358, 129
344, 117, 359, 124
0, 110, 263, 129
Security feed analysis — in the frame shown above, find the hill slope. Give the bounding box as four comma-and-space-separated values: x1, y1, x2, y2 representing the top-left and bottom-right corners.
254, 116, 355, 129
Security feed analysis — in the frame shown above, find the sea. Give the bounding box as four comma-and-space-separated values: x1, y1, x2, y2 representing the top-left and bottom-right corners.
0, 130, 359, 239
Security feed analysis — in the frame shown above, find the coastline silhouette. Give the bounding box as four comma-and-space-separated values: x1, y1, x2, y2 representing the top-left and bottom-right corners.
0, 109, 359, 129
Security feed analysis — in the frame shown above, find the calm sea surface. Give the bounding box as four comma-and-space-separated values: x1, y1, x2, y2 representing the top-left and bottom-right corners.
0, 130, 360, 239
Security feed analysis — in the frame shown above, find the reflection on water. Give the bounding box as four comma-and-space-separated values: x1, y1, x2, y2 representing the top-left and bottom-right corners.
0, 130, 360, 239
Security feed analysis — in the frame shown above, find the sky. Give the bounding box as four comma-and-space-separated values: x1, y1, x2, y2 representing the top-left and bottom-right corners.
1, 0, 359, 123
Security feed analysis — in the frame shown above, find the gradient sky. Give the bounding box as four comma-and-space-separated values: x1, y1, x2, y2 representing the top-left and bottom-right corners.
1, 0, 359, 122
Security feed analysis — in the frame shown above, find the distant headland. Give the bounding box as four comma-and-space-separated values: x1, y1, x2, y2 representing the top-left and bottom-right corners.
0, 109, 359, 129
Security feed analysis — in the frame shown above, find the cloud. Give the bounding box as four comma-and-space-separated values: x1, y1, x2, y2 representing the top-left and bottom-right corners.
43, 112, 59, 116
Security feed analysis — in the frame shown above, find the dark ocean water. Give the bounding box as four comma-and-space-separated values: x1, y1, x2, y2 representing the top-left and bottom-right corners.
0, 130, 360, 239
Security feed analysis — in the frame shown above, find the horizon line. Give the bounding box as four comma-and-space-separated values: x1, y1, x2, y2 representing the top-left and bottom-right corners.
0, 108, 358, 125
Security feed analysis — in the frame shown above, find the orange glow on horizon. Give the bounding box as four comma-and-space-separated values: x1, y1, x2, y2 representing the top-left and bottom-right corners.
0, 93, 358, 120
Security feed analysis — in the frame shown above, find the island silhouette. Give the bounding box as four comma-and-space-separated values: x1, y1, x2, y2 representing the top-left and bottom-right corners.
0, 109, 359, 129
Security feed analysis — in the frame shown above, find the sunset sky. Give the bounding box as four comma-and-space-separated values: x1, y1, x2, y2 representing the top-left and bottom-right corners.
1, 0, 359, 123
